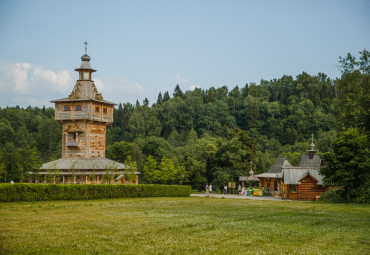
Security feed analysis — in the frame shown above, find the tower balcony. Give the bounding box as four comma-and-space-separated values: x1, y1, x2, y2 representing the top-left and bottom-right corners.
66, 141, 79, 147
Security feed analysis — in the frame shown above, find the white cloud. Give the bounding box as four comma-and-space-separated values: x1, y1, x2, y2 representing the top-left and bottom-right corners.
30, 67, 73, 95
0, 61, 145, 107
174, 74, 200, 92
94, 78, 105, 92
189, 85, 199, 91
0, 63, 31, 94
175, 74, 188, 85
0, 61, 73, 107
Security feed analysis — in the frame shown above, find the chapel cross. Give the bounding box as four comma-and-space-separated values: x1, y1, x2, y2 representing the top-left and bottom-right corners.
310, 133, 315, 151
84, 41, 88, 54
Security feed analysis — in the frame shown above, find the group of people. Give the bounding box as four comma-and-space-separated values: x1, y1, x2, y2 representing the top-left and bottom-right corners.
205, 184, 230, 195
205, 184, 213, 194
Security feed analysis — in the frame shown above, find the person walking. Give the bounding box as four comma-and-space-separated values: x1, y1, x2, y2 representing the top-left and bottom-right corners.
209, 185, 213, 193
206, 184, 209, 194
224, 185, 227, 195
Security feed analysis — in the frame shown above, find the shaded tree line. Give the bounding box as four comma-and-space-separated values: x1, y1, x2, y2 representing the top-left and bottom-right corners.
0, 106, 61, 182
320, 49, 370, 203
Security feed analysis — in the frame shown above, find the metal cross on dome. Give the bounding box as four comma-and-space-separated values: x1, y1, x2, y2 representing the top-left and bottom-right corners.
84, 41, 88, 54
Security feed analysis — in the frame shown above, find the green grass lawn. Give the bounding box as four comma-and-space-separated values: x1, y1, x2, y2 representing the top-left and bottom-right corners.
0, 197, 369, 254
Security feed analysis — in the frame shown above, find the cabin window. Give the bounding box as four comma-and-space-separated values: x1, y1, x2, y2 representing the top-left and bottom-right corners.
292, 185, 297, 193
274, 181, 277, 192
267, 183, 270, 191
67, 132, 77, 142
75, 105, 82, 111
95, 106, 100, 112
103, 107, 108, 114
64, 105, 71, 111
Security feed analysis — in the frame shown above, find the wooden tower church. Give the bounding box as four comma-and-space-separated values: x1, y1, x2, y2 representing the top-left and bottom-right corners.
52, 43, 114, 159
32, 43, 139, 184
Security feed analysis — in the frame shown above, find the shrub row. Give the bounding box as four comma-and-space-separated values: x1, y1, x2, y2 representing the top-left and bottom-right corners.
0, 184, 192, 202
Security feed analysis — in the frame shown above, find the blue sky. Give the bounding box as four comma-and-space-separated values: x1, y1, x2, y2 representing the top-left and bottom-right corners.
0, 0, 369, 108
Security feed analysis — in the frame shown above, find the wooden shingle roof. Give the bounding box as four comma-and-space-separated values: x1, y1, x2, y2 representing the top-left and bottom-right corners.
40, 157, 128, 171
299, 153, 322, 168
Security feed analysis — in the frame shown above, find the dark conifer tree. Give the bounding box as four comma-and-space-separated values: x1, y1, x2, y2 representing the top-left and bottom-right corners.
241, 83, 249, 98
157, 92, 163, 104
143, 98, 149, 106
173, 84, 183, 98
163, 91, 170, 102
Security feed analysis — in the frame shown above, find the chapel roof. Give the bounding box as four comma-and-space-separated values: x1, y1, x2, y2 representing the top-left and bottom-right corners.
267, 158, 293, 174
283, 168, 323, 185
254, 158, 292, 179
299, 153, 322, 168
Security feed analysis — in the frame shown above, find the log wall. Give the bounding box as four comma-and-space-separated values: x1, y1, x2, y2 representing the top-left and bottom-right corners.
62, 121, 107, 158
55, 102, 113, 123
297, 182, 324, 201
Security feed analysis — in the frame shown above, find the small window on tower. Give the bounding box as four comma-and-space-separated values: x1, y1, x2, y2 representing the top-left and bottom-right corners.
75, 105, 82, 111
95, 106, 100, 112
103, 108, 108, 114
64, 105, 71, 111
68, 132, 77, 141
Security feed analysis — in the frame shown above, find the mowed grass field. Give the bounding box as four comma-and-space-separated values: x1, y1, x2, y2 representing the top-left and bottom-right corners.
0, 197, 369, 254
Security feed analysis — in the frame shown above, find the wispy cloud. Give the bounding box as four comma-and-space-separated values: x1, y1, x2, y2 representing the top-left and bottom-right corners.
175, 74, 200, 92
189, 85, 199, 91
94, 78, 105, 92
89, 76, 145, 104
0, 62, 73, 107
0, 61, 146, 107
102, 77, 144, 95
175, 74, 188, 85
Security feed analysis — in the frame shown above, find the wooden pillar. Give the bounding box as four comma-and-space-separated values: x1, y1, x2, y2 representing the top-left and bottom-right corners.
86, 175, 88, 184
135, 175, 138, 185
63, 176, 65, 184
74, 176, 76, 184
97, 176, 100, 184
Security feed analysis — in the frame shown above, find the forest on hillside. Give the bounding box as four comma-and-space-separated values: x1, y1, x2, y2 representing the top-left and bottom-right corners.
0, 50, 368, 192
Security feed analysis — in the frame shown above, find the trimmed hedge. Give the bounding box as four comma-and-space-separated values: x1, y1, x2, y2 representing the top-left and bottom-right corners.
0, 184, 192, 202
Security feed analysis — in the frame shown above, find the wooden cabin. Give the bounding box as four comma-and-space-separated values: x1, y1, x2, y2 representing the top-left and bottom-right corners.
281, 168, 325, 200
255, 158, 292, 197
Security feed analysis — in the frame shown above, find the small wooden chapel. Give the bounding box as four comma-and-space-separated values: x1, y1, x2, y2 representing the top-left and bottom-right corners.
29, 43, 139, 184
255, 135, 325, 200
